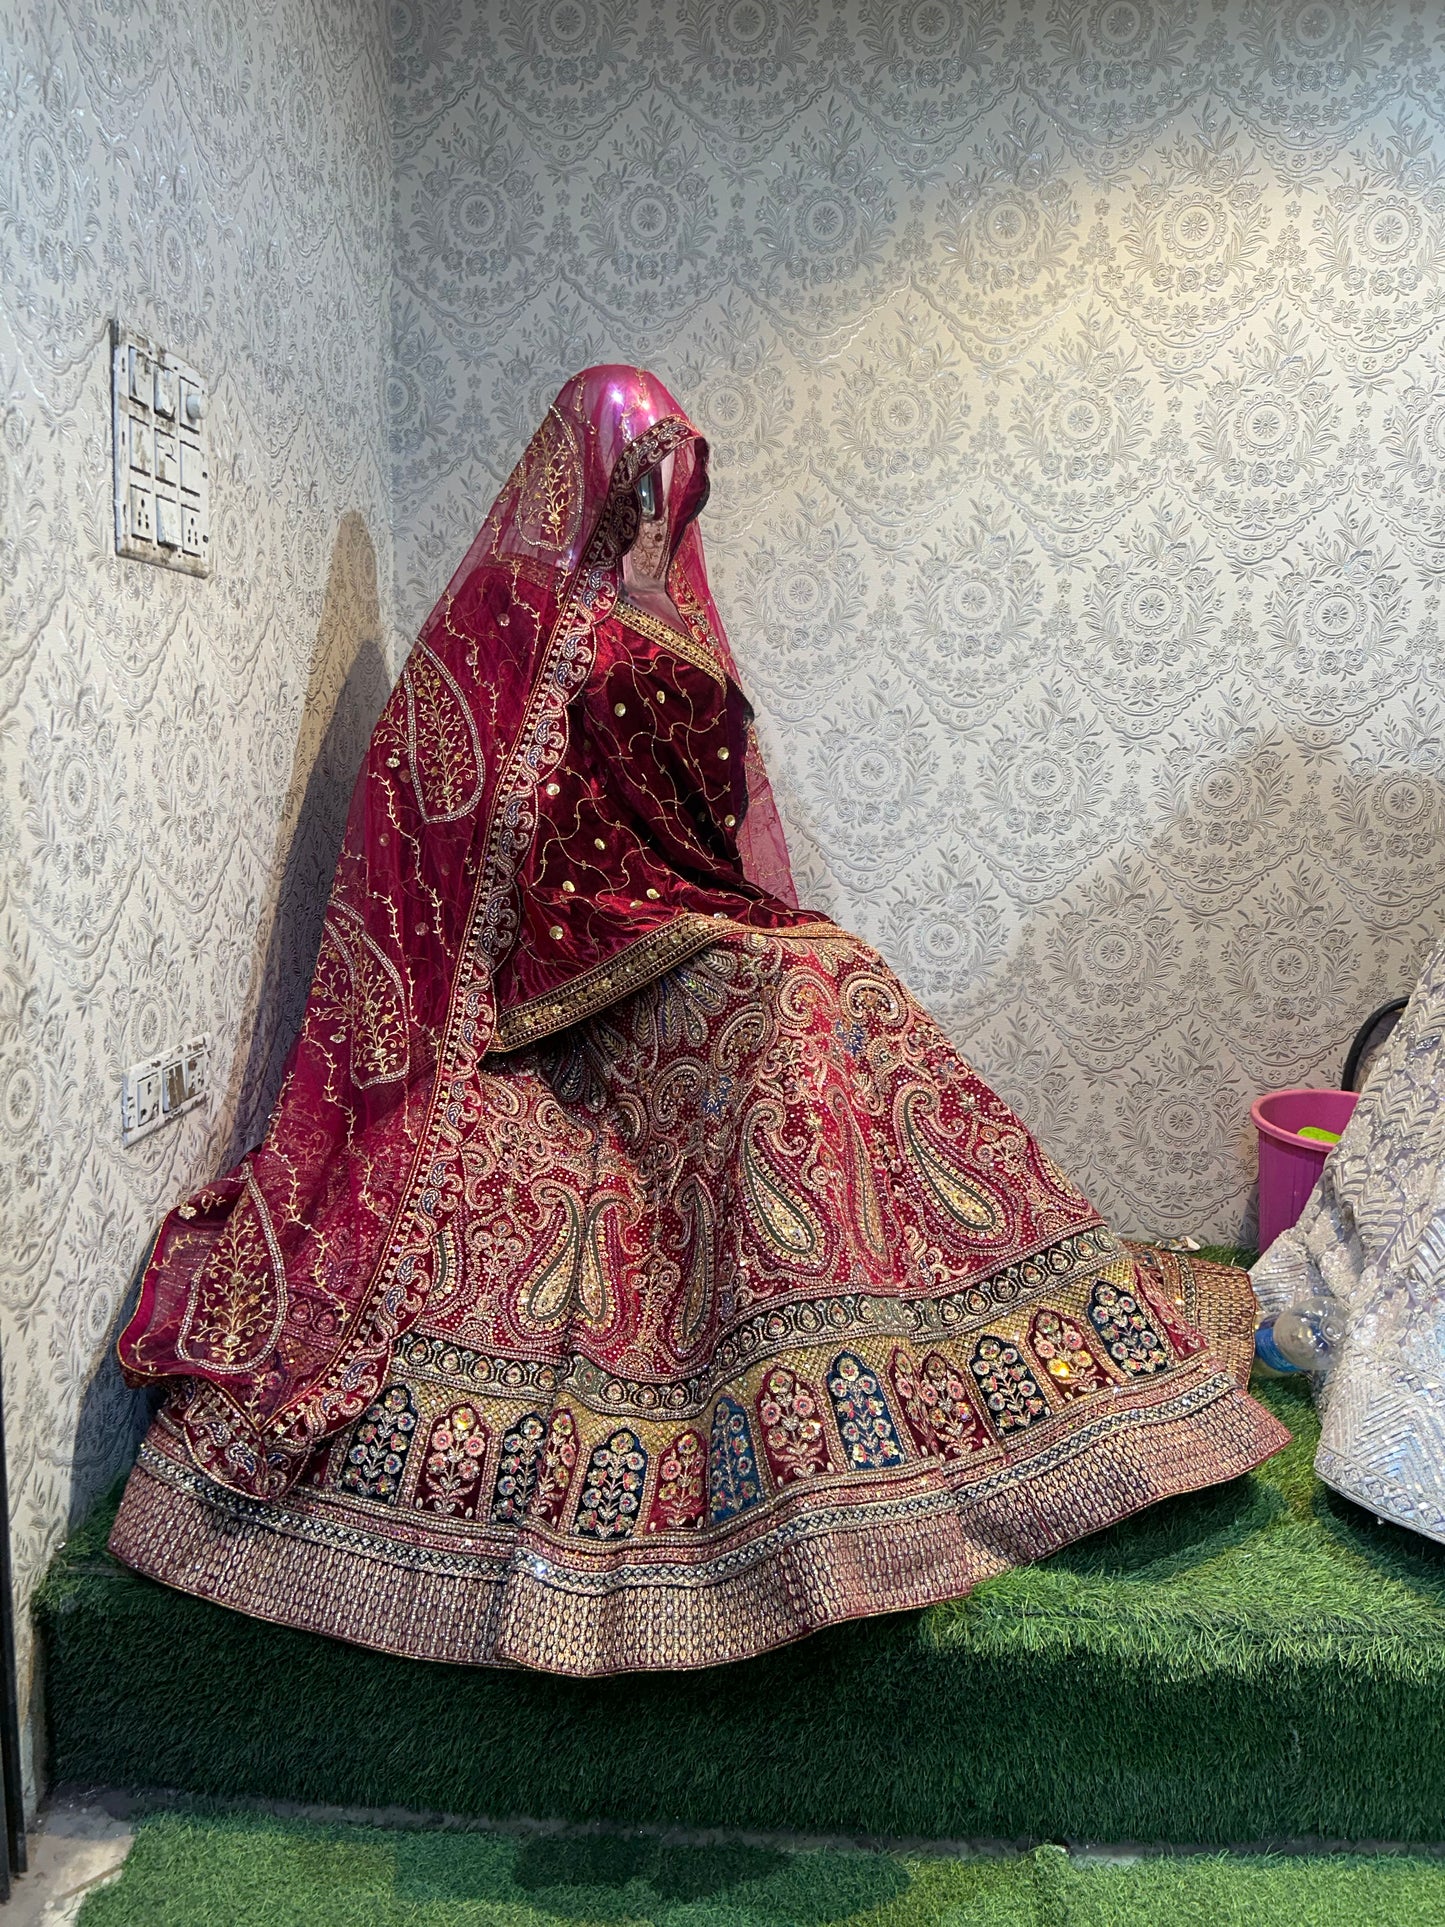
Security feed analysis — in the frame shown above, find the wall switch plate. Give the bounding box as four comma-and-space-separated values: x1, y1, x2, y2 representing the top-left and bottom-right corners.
121, 1034, 210, 1145
113, 323, 211, 577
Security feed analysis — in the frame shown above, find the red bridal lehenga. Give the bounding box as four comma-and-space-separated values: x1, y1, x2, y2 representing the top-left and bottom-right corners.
111, 367, 1288, 1672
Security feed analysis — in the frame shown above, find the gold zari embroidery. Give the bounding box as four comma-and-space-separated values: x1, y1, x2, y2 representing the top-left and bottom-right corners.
615, 600, 725, 685
492, 918, 841, 1052
493, 915, 727, 1051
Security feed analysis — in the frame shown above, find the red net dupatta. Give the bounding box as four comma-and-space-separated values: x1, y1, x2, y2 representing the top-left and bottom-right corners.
117, 367, 802, 1499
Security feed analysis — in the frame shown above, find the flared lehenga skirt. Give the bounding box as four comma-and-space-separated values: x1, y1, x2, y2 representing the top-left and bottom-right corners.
111, 925, 1288, 1672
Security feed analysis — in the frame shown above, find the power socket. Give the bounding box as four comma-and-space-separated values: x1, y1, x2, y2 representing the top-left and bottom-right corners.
122, 1034, 210, 1145
129, 485, 154, 542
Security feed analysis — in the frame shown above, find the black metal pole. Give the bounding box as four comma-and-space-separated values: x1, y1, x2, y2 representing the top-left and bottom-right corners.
0, 1343, 27, 1889
1341, 997, 1411, 1094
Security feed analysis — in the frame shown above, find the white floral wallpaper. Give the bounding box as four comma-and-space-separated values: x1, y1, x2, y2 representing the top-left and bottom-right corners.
1, 0, 394, 1790
8, 0, 1445, 1798
391, 0, 1445, 1251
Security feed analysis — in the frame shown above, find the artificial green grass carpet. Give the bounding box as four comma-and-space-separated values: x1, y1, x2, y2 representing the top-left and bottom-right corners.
77, 1812, 1445, 1926
39, 1379, 1445, 1843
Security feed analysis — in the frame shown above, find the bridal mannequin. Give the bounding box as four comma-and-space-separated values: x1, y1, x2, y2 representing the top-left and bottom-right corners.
109, 365, 1287, 1674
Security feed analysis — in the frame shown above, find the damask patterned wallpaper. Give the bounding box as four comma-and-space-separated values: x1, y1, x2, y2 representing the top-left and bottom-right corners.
1, 0, 394, 1786
391, 0, 1445, 1252
7, 0, 1445, 1797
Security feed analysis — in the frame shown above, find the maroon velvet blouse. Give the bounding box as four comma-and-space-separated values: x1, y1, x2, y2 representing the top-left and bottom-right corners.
492, 595, 816, 1048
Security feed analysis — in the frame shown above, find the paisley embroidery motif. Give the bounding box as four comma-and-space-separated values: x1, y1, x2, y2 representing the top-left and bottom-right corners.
756, 1365, 831, 1485
708, 1395, 763, 1522
520, 1186, 583, 1327
574, 1200, 617, 1328
320, 905, 410, 1089
531, 1409, 579, 1528
521, 1191, 617, 1331
650, 967, 717, 1053
338, 1384, 417, 1504
970, 1335, 1050, 1433
414, 1402, 489, 1517
645, 1428, 706, 1531
402, 641, 485, 824
176, 1173, 287, 1374
891, 1347, 988, 1459
1029, 1308, 1112, 1400
828, 1351, 906, 1469
575, 1428, 647, 1540
423, 1222, 465, 1323
740, 1104, 825, 1266
489, 1411, 547, 1524
1089, 1277, 1172, 1376
896, 1087, 1001, 1235
830, 1085, 888, 1259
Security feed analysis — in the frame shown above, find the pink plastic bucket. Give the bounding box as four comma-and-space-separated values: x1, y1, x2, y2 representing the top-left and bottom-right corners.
1251, 1088, 1359, 1255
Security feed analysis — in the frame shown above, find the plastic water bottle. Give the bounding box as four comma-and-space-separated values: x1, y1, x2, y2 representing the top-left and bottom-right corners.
1255, 1288, 1345, 1373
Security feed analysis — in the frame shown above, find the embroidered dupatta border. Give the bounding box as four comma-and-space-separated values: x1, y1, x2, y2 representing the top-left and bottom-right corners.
614, 598, 726, 684
493, 914, 724, 1052
246, 416, 699, 1481
491, 915, 840, 1053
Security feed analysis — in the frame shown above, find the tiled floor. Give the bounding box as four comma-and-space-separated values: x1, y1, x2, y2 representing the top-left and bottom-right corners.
3, 1797, 133, 1925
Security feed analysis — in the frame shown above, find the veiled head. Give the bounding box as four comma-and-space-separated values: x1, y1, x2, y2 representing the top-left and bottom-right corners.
474, 364, 708, 584
430, 363, 798, 912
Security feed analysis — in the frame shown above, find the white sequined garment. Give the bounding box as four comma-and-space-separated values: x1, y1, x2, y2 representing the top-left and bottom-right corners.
1253, 937, 1445, 1545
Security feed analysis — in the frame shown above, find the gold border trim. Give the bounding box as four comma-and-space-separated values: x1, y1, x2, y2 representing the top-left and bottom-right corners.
492, 913, 725, 1051
615, 599, 725, 685
492, 917, 843, 1053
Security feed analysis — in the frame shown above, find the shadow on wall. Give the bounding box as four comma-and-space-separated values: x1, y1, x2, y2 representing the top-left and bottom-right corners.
67, 513, 393, 1523
224, 510, 393, 1165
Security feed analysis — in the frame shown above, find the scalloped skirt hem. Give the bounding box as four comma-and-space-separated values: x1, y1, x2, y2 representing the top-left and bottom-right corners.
109, 1367, 1288, 1675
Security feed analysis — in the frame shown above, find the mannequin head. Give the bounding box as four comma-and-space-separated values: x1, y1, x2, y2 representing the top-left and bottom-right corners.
622, 451, 676, 597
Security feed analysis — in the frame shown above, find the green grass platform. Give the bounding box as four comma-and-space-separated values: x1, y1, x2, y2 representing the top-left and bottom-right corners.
39, 1380, 1445, 1847
77, 1811, 1445, 1927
